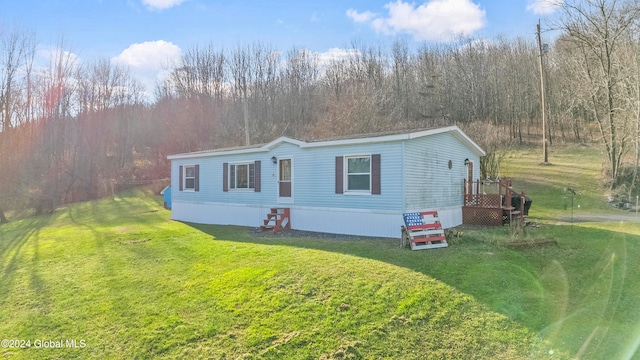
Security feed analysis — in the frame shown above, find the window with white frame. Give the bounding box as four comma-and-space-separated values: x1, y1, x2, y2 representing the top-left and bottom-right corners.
183, 165, 196, 191
229, 163, 255, 190
346, 155, 371, 192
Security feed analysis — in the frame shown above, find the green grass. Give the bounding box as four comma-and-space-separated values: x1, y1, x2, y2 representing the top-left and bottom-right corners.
1, 145, 640, 359
501, 144, 616, 220
0, 191, 546, 359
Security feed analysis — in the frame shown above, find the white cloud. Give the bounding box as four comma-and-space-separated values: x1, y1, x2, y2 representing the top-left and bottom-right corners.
348, 0, 486, 42
141, 0, 187, 11
111, 40, 182, 98
346, 9, 376, 23
37, 46, 81, 68
317, 48, 359, 65
307, 48, 361, 78
112, 40, 181, 70
33, 46, 81, 87
526, 0, 563, 15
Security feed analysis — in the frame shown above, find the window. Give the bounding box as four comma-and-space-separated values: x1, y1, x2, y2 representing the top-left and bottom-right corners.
279, 159, 291, 182
346, 156, 371, 192
184, 166, 196, 190
335, 155, 380, 195
179, 164, 199, 192
229, 163, 255, 190
223, 161, 261, 192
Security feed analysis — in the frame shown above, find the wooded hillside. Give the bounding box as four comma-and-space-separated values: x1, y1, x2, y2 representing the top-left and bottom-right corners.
1, 0, 639, 219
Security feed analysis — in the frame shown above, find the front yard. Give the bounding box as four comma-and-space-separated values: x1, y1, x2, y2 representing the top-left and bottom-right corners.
1, 144, 639, 359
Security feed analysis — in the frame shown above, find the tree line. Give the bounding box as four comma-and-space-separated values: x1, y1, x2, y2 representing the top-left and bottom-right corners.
0, 0, 638, 221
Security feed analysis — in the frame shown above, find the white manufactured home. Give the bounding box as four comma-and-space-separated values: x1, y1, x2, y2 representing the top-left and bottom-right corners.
167, 125, 485, 238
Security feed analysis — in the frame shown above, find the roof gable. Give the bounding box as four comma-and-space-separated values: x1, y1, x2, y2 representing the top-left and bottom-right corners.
166, 137, 303, 160
263, 137, 306, 150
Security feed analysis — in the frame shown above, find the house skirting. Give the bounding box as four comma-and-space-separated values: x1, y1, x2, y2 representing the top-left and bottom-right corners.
462, 206, 503, 226
171, 201, 462, 239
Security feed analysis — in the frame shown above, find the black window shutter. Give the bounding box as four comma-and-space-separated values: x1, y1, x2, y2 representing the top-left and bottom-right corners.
335, 156, 343, 194
371, 154, 381, 195
194, 165, 200, 192
254, 160, 261, 192
223, 163, 228, 192
179, 165, 183, 191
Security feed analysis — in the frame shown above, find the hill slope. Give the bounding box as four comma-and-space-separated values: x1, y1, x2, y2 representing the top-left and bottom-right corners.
0, 189, 558, 359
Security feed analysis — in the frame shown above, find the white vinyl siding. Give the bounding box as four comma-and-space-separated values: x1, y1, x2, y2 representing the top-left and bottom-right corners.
403, 132, 479, 210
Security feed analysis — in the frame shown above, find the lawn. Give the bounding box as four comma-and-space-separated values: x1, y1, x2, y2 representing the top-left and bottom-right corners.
500, 143, 617, 220
1, 144, 639, 359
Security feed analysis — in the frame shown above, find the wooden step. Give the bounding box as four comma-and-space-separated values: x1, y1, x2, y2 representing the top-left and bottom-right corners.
261, 207, 291, 233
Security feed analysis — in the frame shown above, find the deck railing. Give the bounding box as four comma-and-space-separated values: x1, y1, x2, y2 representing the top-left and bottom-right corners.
463, 179, 527, 226
464, 193, 502, 208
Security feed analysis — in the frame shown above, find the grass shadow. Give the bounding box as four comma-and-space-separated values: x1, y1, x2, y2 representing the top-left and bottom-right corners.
0, 215, 51, 305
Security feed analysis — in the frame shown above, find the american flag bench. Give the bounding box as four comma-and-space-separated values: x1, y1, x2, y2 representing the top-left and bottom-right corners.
401, 211, 448, 250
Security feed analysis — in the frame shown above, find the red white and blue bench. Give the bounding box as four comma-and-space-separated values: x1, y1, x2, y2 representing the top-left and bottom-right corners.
401, 211, 448, 250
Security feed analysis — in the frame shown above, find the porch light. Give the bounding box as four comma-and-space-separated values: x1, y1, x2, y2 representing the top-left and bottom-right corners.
464, 158, 469, 166
271, 156, 277, 164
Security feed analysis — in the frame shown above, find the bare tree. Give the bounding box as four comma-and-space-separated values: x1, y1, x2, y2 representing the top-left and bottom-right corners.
0, 25, 35, 131
249, 43, 280, 142
282, 47, 319, 135
0, 26, 36, 221
554, 0, 640, 187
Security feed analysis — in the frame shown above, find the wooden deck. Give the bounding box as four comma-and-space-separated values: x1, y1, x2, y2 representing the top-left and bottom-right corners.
462, 179, 528, 226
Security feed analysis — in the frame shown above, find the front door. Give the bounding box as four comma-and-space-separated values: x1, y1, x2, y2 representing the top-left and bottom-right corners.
278, 158, 293, 203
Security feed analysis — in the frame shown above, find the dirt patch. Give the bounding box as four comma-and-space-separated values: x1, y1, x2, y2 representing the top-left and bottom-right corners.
113, 226, 136, 233
505, 239, 557, 248
120, 238, 151, 245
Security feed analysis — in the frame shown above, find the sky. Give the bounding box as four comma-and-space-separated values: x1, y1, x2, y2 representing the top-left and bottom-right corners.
1, 0, 562, 98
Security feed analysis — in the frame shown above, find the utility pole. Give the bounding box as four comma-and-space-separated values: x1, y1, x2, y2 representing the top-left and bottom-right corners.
537, 20, 548, 163
243, 96, 250, 146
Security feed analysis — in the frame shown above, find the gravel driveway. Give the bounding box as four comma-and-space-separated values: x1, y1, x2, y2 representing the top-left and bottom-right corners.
559, 212, 640, 223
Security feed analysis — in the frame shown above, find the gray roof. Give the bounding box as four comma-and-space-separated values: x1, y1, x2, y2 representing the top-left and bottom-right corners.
167, 125, 485, 160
